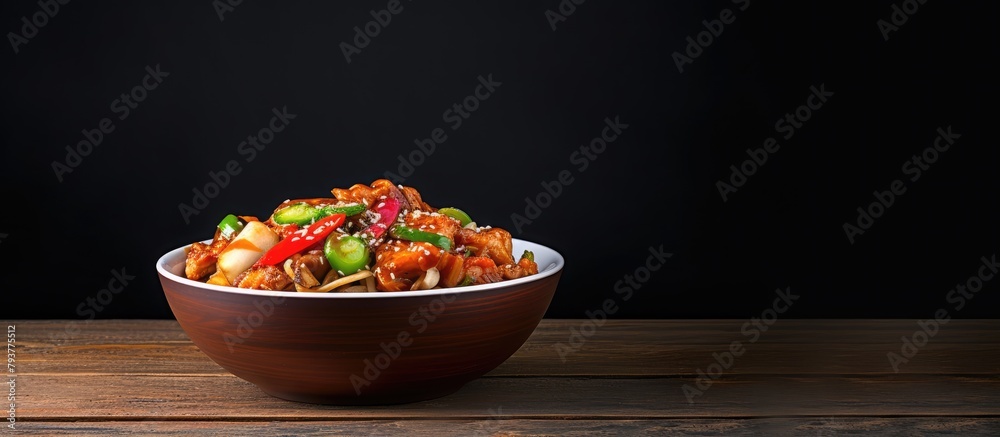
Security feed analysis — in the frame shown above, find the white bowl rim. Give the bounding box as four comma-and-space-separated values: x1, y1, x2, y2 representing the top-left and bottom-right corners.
157, 238, 564, 299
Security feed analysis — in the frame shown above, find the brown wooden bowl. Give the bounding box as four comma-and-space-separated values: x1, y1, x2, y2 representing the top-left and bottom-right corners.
156, 239, 563, 405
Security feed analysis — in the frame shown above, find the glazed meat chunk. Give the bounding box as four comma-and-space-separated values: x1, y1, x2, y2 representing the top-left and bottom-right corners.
234, 264, 292, 290
404, 210, 462, 248
456, 227, 514, 266
331, 179, 403, 208
185, 238, 228, 280
374, 241, 442, 291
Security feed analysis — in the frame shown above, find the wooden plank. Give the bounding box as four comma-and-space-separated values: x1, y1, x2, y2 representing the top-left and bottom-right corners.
14, 342, 1000, 377
16, 375, 1000, 419
15, 319, 1000, 345
18, 418, 1000, 436
11, 320, 1000, 376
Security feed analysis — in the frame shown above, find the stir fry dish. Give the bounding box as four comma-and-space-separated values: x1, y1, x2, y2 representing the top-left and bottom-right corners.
184, 179, 539, 292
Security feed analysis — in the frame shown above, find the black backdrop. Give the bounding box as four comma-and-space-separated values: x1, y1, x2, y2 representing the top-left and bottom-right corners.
1, 1, 996, 319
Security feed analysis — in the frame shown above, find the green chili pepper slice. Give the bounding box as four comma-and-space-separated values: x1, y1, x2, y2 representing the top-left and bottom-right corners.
217, 214, 244, 240
274, 202, 365, 226
324, 234, 370, 275
437, 207, 473, 227
323, 203, 366, 217
273, 204, 315, 225
389, 225, 452, 251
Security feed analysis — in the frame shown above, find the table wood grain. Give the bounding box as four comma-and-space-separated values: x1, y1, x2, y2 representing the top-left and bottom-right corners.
7, 320, 1000, 435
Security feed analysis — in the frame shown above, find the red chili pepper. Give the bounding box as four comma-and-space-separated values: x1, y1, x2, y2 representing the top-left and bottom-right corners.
277, 223, 299, 240
256, 213, 346, 266
363, 196, 401, 241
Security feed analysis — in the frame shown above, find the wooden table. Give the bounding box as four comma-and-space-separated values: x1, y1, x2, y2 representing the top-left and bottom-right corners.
8, 320, 999, 435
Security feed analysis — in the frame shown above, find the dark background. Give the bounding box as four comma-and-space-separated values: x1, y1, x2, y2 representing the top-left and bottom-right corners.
1, 1, 996, 319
